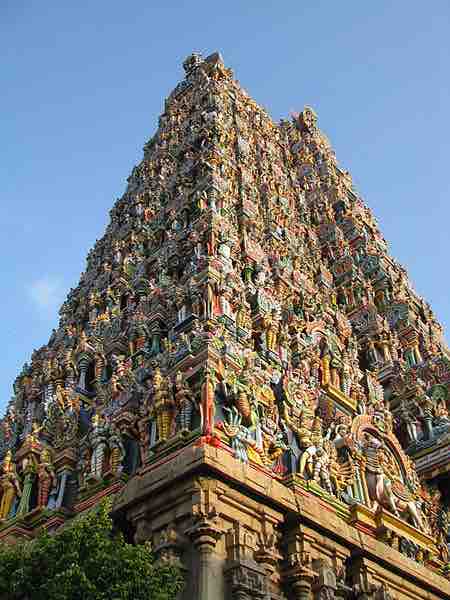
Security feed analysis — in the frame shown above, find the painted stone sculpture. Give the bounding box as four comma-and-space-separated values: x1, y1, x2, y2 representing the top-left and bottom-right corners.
0, 451, 21, 520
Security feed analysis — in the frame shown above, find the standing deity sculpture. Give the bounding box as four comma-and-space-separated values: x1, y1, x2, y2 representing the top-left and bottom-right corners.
16, 455, 37, 518
312, 443, 333, 495
0, 451, 22, 520
200, 367, 217, 437
55, 383, 69, 411
365, 338, 379, 369
377, 331, 393, 364
77, 447, 90, 489
108, 423, 126, 475
150, 368, 176, 443
340, 350, 352, 397
218, 284, 234, 320
136, 412, 151, 465
398, 402, 419, 444
203, 280, 216, 319
89, 414, 108, 480
174, 371, 197, 433
283, 384, 316, 449
235, 297, 251, 331
263, 309, 280, 353
320, 336, 341, 389
418, 392, 435, 441
37, 448, 56, 508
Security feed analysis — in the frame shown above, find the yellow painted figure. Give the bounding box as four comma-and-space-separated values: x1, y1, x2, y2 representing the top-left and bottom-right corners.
263, 309, 280, 352
321, 353, 331, 386
0, 451, 22, 520
151, 368, 175, 442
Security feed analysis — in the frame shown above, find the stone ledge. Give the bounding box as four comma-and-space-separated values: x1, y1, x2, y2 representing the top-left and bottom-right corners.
112, 440, 450, 596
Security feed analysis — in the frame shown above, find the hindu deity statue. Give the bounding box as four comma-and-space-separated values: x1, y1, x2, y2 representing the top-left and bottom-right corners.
235, 297, 251, 331
89, 413, 108, 480
263, 309, 280, 353
174, 371, 197, 433
108, 423, 126, 475
321, 335, 342, 389
418, 392, 435, 441
37, 448, 56, 508
320, 338, 332, 387
398, 401, 419, 444
25, 421, 43, 449
137, 413, 151, 465
150, 368, 176, 443
16, 455, 37, 517
0, 451, 22, 520
260, 395, 282, 464
55, 383, 69, 411
201, 367, 217, 437
282, 382, 316, 449
311, 443, 334, 495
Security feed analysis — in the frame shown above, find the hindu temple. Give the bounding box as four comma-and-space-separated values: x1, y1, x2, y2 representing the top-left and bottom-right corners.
1, 52, 450, 599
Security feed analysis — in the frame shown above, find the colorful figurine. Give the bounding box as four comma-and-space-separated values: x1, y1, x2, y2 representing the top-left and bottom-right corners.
37, 448, 56, 508
0, 451, 21, 520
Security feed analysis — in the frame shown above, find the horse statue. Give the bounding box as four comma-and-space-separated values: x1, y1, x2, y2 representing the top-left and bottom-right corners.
360, 432, 425, 531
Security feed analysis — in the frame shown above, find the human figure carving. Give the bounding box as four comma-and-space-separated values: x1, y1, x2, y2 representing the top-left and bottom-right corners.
0, 451, 21, 520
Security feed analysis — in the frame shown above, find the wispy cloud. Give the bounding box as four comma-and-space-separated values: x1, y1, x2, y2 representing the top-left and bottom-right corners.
28, 277, 65, 315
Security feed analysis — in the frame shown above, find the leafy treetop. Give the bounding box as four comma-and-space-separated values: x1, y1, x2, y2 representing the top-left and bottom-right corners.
0, 499, 184, 600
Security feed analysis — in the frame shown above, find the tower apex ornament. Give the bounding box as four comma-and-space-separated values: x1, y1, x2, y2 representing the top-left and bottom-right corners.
182, 52, 203, 76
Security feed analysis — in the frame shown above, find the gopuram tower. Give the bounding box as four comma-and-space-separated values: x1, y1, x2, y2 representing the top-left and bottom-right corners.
2, 52, 450, 599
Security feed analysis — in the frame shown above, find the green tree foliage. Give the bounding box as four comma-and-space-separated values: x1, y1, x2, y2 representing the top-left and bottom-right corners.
0, 500, 184, 600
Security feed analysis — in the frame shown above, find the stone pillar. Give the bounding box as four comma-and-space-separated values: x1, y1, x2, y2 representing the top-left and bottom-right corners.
186, 509, 223, 600
224, 522, 269, 600
284, 556, 315, 599
291, 573, 315, 600
76, 355, 90, 393
311, 561, 337, 600
347, 555, 377, 600
153, 525, 185, 573
125, 503, 153, 546
254, 526, 283, 599
282, 530, 315, 600
224, 562, 267, 600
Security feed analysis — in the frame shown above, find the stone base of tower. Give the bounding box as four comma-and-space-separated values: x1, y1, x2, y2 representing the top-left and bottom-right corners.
112, 439, 450, 599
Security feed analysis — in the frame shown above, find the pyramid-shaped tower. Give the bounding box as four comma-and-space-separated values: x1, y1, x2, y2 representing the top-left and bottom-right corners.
1, 52, 450, 599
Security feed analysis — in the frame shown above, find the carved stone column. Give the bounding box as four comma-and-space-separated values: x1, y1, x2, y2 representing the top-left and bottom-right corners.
373, 584, 393, 600
224, 562, 267, 600
127, 506, 152, 545
282, 531, 315, 600
346, 555, 393, 600
153, 525, 184, 566
291, 572, 315, 600
224, 523, 268, 599
254, 527, 283, 599
311, 560, 337, 600
152, 524, 188, 585
186, 509, 223, 600
347, 557, 369, 599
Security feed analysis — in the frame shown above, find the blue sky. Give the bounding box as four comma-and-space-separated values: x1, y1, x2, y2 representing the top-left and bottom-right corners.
1, 1, 450, 410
